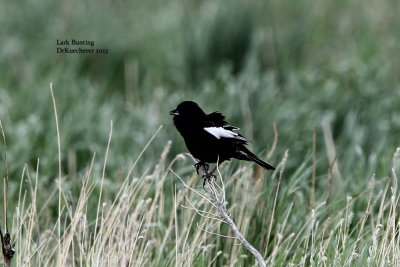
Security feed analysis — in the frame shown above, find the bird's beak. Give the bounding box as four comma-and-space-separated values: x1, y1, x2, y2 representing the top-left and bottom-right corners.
169, 109, 179, 116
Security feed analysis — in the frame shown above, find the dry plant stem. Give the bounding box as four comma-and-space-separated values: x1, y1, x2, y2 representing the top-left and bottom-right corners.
172, 164, 267, 266
0, 232, 14, 267
175, 157, 267, 266
50, 82, 63, 263
266, 121, 278, 161
94, 121, 113, 238
0, 121, 9, 233
310, 125, 317, 208
205, 179, 267, 267
322, 116, 342, 186
0, 121, 15, 267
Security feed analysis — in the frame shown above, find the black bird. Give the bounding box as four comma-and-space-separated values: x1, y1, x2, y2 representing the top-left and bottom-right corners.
170, 101, 275, 178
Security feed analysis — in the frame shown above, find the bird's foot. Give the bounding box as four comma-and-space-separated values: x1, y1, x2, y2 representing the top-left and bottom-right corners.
202, 170, 216, 188
193, 162, 216, 188
194, 162, 209, 175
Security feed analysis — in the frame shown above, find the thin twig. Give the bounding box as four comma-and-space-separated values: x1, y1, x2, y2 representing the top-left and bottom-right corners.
22, 238, 47, 266
173, 155, 267, 267
181, 196, 226, 223
196, 223, 237, 239
170, 169, 218, 209
208, 251, 223, 267
205, 179, 267, 267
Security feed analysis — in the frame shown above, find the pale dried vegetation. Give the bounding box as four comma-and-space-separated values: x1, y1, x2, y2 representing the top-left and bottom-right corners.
4, 122, 400, 266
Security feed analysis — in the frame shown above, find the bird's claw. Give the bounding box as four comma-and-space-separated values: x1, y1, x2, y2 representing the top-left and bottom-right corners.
202, 172, 216, 188
193, 162, 215, 188
194, 162, 209, 175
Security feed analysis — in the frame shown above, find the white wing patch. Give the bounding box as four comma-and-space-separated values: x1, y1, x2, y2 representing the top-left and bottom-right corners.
204, 127, 247, 142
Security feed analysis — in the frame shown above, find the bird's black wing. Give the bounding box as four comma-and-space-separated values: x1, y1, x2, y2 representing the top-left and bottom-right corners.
204, 112, 228, 127
205, 112, 240, 130
203, 112, 250, 144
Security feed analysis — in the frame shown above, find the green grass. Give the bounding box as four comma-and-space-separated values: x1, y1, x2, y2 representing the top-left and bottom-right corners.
0, 0, 400, 265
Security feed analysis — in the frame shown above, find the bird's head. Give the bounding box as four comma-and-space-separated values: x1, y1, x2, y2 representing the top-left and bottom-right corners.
170, 101, 206, 120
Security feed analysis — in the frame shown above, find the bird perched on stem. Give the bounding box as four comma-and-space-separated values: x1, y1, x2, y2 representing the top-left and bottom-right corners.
170, 101, 275, 182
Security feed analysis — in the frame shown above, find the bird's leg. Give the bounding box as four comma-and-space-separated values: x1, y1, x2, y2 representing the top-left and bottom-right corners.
209, 166, 218, 176
202, 172, 216, 187
202, 163, 210, 174
193, 162, 218, 187
194, 162, 209, 175
202, 177, 208, 188
194, 162, 201, 175
202, 161, 224, 187
202, 165, 217, 187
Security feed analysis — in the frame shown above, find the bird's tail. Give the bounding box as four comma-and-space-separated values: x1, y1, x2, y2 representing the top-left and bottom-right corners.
239, 146, 275, 170
247, 153, 275, 170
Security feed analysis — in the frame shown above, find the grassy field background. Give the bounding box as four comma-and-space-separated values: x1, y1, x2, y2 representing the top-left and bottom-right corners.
1, 0, 400, 265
